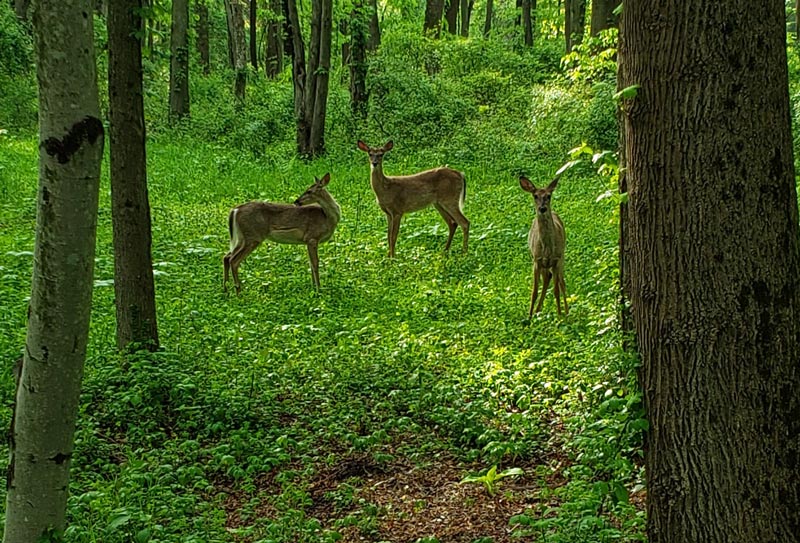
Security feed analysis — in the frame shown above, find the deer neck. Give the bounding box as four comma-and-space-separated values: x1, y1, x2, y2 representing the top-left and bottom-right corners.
370, 162, 389, 190
535, 211, 557, 241
315, 192, 342, 226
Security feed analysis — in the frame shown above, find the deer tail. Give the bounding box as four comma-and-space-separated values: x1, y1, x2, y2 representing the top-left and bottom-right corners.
228, 208, 240, 253
459, 172, 466, 212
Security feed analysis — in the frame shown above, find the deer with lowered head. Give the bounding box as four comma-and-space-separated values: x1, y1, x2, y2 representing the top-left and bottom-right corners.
520, 175, 568, 317
223, 173, 340, 293
357, 140, 469, 258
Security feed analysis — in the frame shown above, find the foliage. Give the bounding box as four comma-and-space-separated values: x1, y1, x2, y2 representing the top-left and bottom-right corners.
461, 465, 524, 496
561, 29, 619, 85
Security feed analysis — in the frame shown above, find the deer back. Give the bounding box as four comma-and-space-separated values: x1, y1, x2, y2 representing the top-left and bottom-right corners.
372, 167, 464, 214
233, 201, 336, 245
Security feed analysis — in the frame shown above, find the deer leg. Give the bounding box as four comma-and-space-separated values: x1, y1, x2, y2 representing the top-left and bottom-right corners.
445, 206, 470, 254
434, 203, 457, 252
557, 266, 569, 315
536, 269, 552, 313
307, 241, 320, 290
223, 254, 232, 292
229, 241, 259, 294
388, 214, 402, 258
553, 272, 562, 315
529, 264, 540, 319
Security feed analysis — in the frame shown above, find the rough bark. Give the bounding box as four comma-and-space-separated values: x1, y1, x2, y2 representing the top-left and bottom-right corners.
225, 0, 248, 105
483, 0, 492, 37
349, 0, 368, 116
459, 0, 468, 36
590, 0, 619, 36
265, 0, 283, 77
249, 0, 258, 69
565, 0, 585, 52
620, 1, 800, 542
367, 0, 380, 50
308, 0, 331, 155
615, 3, 631, 340
444, 0, 458, 34
2, 1, 104, 541
108, 0, 159, 353
169, 0, 190, 121
197, 0, 210, 74
285, 0, 307, 152
521, 0, 532, 45
424, 0, 445, 37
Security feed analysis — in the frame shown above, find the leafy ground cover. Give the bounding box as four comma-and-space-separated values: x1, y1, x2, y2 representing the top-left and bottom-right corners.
0, 127, 645, 542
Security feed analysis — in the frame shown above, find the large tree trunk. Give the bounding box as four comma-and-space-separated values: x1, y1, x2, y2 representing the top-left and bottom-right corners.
2, 1, 104, 540
620, 1, 800, 542
249, 0, 258, 70
590, 0, 619, 36
565, 0, 585, 52
265, 0, 283, 77
444, 0, 458, 34
285, 0, 308, 152
108, 0, 159, 353
197, 0, 210, 74
367, 0, 380, 50
483, 0, 492, 37
424, 0, 445, 37
169, 0, 190, 121
225, 0, 248, 105
349, 0, 368, 116
521, 0, 532, 45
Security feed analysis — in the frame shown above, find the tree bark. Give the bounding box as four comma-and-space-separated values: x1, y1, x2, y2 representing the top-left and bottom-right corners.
483, 0, 492, 37
459, 0, 468, 36
249, 0, 258, 70
197, 0, 210, 74
285, 0, 307, 153
225, 0, 248, 105
265, 0, 283, 77
349, 0, 368, 117
590, 0, 619, 36
308, 0, 331, 155
444, 0, 458, 34
615, 2, 631, 341
424, 0, 445, 37
367, 0, 380, 50
521, 0, 532, 45
169, 0, 190, 121
13, 0, 30, 21
3, 1, 104, 541
108, 0, 159, 353
620, 1, 800, 542
565, 0, 585, 52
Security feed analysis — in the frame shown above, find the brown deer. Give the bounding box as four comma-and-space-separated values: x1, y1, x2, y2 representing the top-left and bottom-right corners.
520, 176, 568, 317
223, 173, 340, 293
357, 140, 469, 258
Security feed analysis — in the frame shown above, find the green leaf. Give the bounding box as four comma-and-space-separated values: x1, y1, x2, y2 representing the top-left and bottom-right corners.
108, 512, 131, 530
613, 84, 641, 101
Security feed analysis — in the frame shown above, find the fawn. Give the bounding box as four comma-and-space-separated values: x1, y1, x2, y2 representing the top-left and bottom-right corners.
357, 140, 469, 258
520, 176, 568, 317
223, 173, 340, 292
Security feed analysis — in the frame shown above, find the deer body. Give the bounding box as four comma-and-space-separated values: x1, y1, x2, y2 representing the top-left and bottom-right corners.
521, 176, 568, 317
359, 140, 469, 257
223, 173, 340, 292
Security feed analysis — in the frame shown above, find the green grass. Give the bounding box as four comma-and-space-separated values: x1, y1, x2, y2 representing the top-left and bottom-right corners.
0, 131, 644, 542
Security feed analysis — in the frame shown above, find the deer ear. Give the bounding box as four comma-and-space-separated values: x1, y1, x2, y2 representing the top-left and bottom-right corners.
547, 177, 560, 191
384, 140, 394, 151
357, 140, 369, 152
319, 173, 331, 186
519, 177, 536, 193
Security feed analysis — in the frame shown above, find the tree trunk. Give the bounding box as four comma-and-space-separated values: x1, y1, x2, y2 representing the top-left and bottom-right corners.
620, 1, 800, 542
565, 0, 585, 52
521, 0, 532, 45
249, 0, 258, 70
424, 0, 445, 37
14, 0, 30, 21
308, 0, 331, 155
169, 0, 190, 121
265, 0, 283, 77
459, 0, 468, 36
367, 0, 380, 50
340, 18, 350, 66
444, 0, 458, 34
590, 0, 619, 36
108, 0, 159, 353
615, 3, 631, 341
2, 1, 104, 541
197, 0, 210, 74
349, 0, 368, 117
225, 0, 248, 105
796, 0, 800, 41
483, 0, 492, 37
285, 0, 308, 153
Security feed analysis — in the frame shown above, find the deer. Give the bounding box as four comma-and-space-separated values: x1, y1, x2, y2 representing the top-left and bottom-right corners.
223, 173, 340, 293
357, 140, 469, 258
520, 176, 568, 317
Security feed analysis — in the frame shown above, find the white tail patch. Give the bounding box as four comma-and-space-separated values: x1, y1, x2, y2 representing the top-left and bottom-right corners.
229, 208, 241, 253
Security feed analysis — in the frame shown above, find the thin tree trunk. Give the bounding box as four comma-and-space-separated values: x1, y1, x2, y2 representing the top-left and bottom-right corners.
521, 0, 532, 45
483, 0, 492, 37
340, 18, 350, 66
424, 0, 445, 37
3, 1, 104, 540
621, 1, 800, 541
169, 0, 190, 121
285, 0, 308, 154
108, 0, 159, 352
14, 0, 30, 21
308, 0, 331, 155
565, 0, 585, 52
445, 0, 458, 34
350, 0, 368, 116
796, 0, 800, 41
460, 0, 468, 36
249, 0, 258, 69
225, 0, 248, 105
197, 0, 210, 74
265, 0, 283, 77
590, 0, 619, 36
367, 0, 380, 50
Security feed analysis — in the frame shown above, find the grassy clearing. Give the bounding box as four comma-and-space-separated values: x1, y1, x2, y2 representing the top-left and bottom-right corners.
0, 131, 644, 542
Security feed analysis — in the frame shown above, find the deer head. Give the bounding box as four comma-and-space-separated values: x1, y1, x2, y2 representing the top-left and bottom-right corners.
294, 173, 331, 206
519, 176, 560, 216
357, 140, 393, 168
